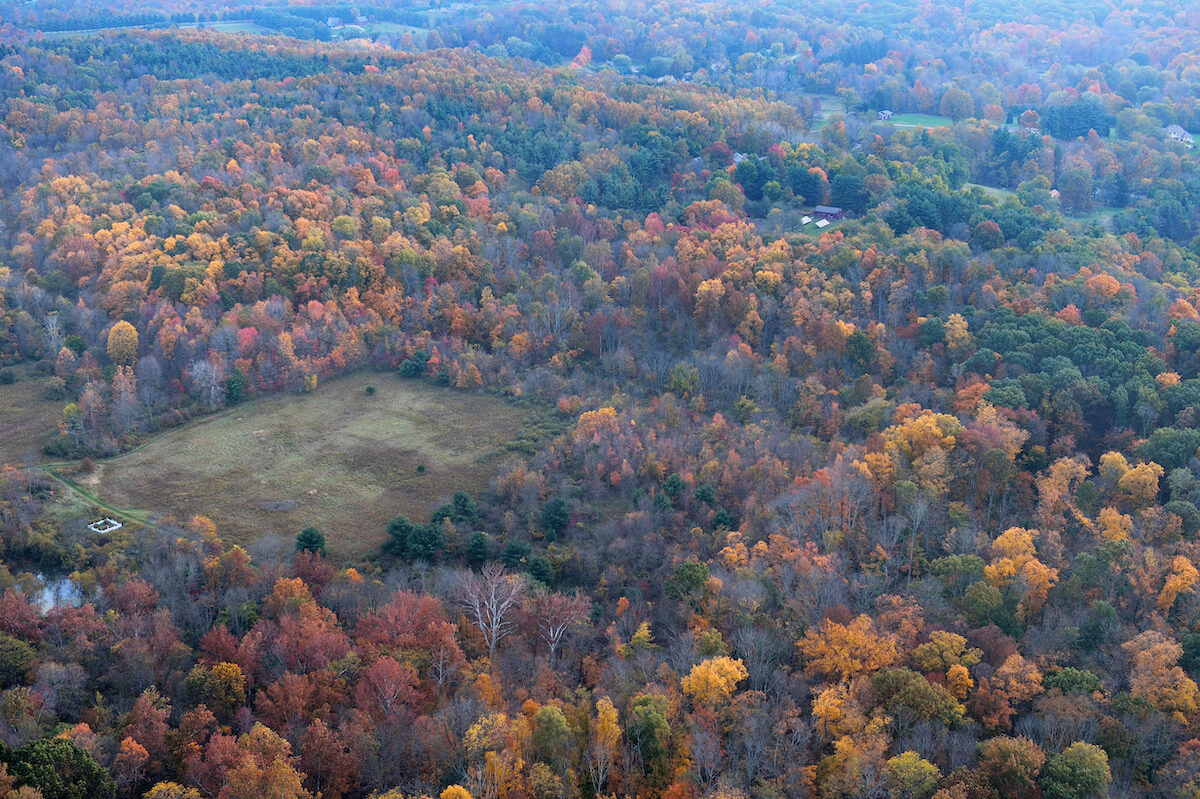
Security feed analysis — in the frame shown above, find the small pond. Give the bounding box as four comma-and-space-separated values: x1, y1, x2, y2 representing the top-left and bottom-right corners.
33, 573, 83, 610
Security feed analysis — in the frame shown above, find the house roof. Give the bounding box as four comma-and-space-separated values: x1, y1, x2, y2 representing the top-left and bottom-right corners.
1166, 124, 1189, 137
814, 205, 842, 214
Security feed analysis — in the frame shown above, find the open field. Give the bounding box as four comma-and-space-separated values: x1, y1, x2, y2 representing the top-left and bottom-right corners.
801, 93, 843, 131
802, 96, 954, 132
42, 19, 277, 37
965, 182, 1019, 201
78, 372, 540, 560
1064, 209, 1116, 227
179, 21, 272, 35
361, 22, 428, 36
781, 219, 845, 241
38, 18, 416, 40
888, 112, 954, 128
0, 370, 63, 466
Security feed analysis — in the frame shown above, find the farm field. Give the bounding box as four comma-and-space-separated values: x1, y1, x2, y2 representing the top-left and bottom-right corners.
79, 372, 538, 560
0, 371, 64, 466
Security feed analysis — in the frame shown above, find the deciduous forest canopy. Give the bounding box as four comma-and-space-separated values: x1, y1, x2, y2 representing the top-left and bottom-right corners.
0, 0, 1200, 798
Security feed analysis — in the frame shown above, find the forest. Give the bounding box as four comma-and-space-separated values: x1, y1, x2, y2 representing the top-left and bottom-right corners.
0, 0, 1199, 797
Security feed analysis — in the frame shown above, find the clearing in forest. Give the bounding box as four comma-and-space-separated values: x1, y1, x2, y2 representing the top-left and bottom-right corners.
85, 372, 537, 559
0, 371, 65, 466
887, 112, 955, 128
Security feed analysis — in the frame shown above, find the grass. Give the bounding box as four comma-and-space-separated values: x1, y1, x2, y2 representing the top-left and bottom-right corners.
784, 218, 844, 240
799, 93, 847, 131
79, 372, 542, 560
1064, 209, 1116, 227
0, 369, 64, 466
888, 113, 954, 128
43, 19, 271, 37
800, 95, 954, 133
362, 22, 428, 36
45, 468, 152, 528
965, 182, 1018, 202
179, 21, 272, 34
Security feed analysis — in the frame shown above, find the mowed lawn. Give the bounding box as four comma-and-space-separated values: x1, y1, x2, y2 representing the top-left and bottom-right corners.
888, 113, 954, 128
0, 371, 64, 466
87, 373, 533, 559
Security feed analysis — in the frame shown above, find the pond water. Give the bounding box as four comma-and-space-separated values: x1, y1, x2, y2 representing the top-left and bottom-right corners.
33, 573, 83, 610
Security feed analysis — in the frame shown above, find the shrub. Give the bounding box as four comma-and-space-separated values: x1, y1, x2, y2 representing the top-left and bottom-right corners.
0, 633, 36, 688
527, 556, 555, 586
502, 538, 531, 568
44, 378, 68, 400
296, 526, 327, 556
541, 497, 570, 539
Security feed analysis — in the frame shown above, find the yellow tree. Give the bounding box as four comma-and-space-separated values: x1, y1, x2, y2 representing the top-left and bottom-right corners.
681, 656, 748, 708
220, 724, 310, 799
1158, 555, 1200, 613
467, 751, 523, 799
883, 751, 941, 799
463, 713, 524, 799
586, 697, 620, 794
1119, 462, 1165, 509
1123, 631, 1200, 723
1096, 507, 1132, 542
1035, 456, 1091, 533
814, 716, 891, 799
107, 320, 139, 365
911, 631, 982, 673
145, 784, 203, 799
944, 313, 971, 354
882, 409, 963, 468
984, 528, 1058, 620
992, 654, 1044, 705
798, 615, 899, 682
1096, 452, 1129, 490
880, 409, 964, 571
811, 677, 874, 739
946, 665, 974, 700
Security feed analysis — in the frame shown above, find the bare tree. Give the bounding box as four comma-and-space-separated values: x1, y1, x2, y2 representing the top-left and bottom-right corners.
136, 355, 165, 417
188, 357, 227, 410
732, 625, 787, 693
525, 590, 590, 662
42, 311, 63, 354
460, 564, 525, 661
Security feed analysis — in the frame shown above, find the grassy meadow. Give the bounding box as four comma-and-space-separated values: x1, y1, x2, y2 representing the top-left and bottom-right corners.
77, 372, 542, 560
0, 370, 65, 466
887, 112, 955, 128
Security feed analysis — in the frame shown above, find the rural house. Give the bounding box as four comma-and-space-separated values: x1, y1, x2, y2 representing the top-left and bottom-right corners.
1166, 124, 1193, 147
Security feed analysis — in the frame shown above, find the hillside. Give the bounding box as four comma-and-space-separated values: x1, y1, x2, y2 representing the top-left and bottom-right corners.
0, 2, 1199, 798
